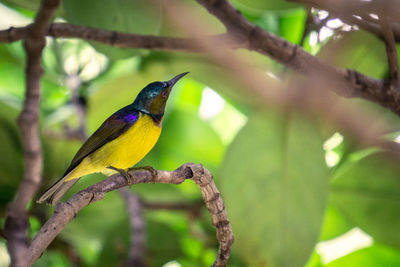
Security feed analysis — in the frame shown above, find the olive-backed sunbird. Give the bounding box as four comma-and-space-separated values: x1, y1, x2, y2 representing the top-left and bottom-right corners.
38, 72, 188, 205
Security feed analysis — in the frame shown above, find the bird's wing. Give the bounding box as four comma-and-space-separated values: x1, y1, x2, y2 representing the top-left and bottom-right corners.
62, 110, 140, 176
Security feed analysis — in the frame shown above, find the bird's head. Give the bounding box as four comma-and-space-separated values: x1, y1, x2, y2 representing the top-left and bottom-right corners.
132, 72, 188, 120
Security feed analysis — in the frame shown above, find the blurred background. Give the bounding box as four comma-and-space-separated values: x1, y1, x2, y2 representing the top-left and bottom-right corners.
1, 0, 400, 266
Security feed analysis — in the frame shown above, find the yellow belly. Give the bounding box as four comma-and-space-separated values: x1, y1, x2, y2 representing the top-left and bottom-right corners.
66, 114, 161, 180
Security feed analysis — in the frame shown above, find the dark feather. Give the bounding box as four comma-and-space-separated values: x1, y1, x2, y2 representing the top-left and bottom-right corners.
63, 107, 140, 177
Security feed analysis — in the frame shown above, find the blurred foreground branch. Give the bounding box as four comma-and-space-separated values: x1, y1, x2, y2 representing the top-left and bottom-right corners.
0, 14, 398, 115
28, 164, 233, 267
4, 0, 59, 266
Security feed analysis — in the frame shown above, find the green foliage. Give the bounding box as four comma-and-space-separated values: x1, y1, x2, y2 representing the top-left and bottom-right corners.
326, 243, 400, 267
63, 0, 161, 60
331, 152, 400, 248
231, 0, 302, 12
220, 110, 329, 267
1, 0, 400, 266
318, 31, 387, 78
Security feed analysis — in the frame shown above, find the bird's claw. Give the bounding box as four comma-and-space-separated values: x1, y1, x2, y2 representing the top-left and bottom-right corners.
107, 166, 134, 185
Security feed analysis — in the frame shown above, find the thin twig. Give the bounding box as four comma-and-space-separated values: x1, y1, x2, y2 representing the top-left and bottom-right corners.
28, 164, 233, 267
119, 188, 146, 267
4, 1, 60, 266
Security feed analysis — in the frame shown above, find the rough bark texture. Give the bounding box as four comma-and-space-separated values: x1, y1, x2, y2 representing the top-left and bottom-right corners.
4, 1, 60, 266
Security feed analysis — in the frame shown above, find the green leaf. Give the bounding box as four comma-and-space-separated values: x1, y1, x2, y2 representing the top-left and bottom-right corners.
231, 0, 302, 12
33, 250, 72, 267
331, 151, 400, 248
0, 102, 22, 207
63, 0, 161, 60
220, 109, 329, 267
279, 9, 306, 44
326, 243, 400, 267
318, 31, 387, 79
319, 204, 354, 241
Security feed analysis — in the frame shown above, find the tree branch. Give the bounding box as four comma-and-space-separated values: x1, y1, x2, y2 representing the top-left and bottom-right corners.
0, 17, 399, 115
291, 0, 400, 42
119, 188, 146, 267
28, 164, 233, 267
4, 1, 59, 266
196, 0, 399, 106
0, 23, 239, 51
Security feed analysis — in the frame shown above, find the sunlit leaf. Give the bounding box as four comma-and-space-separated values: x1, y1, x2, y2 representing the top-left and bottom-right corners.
326, 243, 400, 267
279, 9, 306, 44
231, 0, 302, 12
331, 151, 400, 248
220, 109, 329, 267
319, 204, 354, 241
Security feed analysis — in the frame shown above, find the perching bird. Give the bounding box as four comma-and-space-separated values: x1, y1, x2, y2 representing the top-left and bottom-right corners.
38, 72, 188, 205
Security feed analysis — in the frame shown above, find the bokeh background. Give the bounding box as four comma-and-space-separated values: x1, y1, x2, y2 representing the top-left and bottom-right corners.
1, 0, 400, 266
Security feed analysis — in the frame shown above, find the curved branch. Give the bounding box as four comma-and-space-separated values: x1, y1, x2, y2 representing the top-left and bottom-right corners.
28, 163, 233, 267
5, 1, 60, 266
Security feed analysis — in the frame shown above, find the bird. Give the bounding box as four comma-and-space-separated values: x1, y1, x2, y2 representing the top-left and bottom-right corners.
37, 72, 189, 205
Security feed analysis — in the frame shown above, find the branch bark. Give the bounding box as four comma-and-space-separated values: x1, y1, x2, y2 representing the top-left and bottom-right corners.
0, 23, 239, 51
28, 164, 233, 267
4, 1, 60, 266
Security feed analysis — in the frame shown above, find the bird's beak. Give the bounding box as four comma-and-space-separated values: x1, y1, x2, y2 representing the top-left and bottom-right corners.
167, 72, 189, 88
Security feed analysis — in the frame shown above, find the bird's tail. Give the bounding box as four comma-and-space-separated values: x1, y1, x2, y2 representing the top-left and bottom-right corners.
37, 174, 80, 205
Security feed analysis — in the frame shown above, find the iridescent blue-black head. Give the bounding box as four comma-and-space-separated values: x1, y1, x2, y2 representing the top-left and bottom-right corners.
132, 72, 188, 119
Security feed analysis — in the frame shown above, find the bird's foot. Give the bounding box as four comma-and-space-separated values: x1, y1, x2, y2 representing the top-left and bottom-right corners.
129, 166, 158, 180
107, 166, 134, 185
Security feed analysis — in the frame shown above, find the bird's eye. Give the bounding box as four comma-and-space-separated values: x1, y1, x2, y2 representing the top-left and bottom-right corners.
161, 90, 168, 98
163, 82, 168, 88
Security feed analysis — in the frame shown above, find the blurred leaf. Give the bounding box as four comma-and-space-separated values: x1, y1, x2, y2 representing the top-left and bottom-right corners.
279, 9, 306, 44
0, 102, 22, 206
1, 0, 40, 12
319, 204, 354, 241
57, 190, 127, 265
33, 250, 72, 267
159, 0, 224, 36
331, 151, 400, 248
254, 13, 280, 35
153, 108, 224, 173
304, 251, 323, 267
63, 0, 161, 60
318, 31, 386, 79
231, 0, 302, 11
326, 243, 400, 267
220, 109, 329, 267
143, 52, 280, 113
